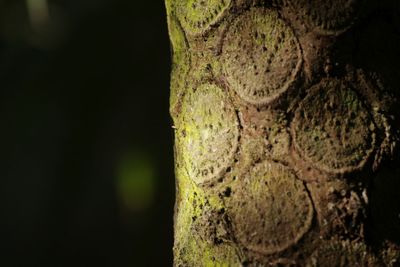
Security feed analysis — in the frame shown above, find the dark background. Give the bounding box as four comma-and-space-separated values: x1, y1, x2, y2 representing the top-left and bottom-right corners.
0, 0, 174, 266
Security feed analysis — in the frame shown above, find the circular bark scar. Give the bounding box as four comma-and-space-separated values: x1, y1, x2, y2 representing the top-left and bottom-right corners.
180, 83, 239, 185
286, 0, 364, 35
230, 160, 313, 255
221, 8, 302, 105
291, 78, 375, 175
178, 0, 231, 36
307, 240, 379, 267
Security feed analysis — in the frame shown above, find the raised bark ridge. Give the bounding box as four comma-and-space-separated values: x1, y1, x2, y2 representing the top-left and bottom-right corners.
166, 0, 400, 266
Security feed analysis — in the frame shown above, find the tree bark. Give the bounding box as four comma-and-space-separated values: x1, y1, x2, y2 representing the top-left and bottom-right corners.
166, 0, 400, 266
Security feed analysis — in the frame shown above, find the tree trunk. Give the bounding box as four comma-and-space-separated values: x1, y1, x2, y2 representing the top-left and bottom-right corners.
166, 0, 400, 266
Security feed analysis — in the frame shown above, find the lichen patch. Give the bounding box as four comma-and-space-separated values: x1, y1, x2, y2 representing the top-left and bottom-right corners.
167, 15, 191, 119
177, 0, 231, 36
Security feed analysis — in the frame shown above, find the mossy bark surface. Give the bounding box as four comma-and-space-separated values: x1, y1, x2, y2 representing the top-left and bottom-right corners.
166, 0, 400, 266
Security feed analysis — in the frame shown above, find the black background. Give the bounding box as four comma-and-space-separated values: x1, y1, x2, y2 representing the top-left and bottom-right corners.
0, 0, 174, 266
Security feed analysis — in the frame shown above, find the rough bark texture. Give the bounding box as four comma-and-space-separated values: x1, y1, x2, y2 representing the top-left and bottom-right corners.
166, 0, 400, 266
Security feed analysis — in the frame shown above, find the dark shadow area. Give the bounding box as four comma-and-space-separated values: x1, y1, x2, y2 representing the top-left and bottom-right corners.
353, 6, 400, 251
369, 164, 400, 245
0, 0, 174, 266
